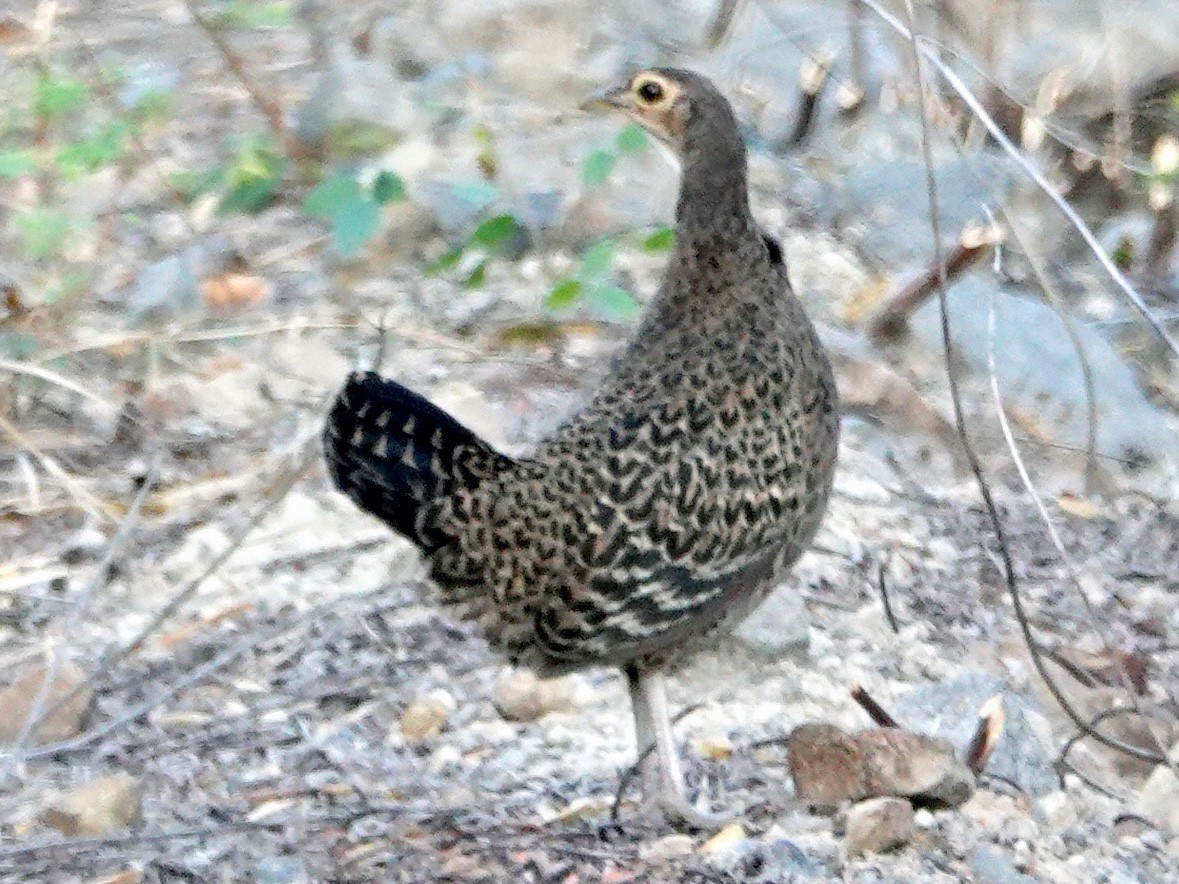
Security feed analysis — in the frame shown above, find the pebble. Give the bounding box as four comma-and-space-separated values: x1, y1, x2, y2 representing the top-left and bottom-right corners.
399, 689, 455, 743
0, 661, 93, 747
966, 844, 1036, 884
1133, 765, 1179, 836
640, 834, 695, 862
845, 797, 915, 857
491, 669, 575, 722
701, 834, 822, 881
40, 772, 141, 836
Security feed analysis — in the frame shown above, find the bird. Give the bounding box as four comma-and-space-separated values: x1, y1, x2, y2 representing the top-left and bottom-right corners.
323, 67, 840, 830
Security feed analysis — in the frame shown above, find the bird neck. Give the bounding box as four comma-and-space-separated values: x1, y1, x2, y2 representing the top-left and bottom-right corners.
673, 138, 759, 257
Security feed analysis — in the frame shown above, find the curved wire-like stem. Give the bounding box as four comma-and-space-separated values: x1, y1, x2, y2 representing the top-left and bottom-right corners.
858, 0, 1179, 359
888, 0, 1166, 765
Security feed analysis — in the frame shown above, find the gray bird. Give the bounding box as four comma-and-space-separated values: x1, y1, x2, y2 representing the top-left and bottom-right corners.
324, 67, 839, 829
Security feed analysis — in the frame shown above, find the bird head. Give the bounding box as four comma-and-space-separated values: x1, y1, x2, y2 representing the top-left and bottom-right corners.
580, 68, 719, 154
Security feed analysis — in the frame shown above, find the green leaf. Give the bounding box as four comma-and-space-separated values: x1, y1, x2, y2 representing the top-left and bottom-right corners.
56, 122, 131, 175
128, 90, 175, 125
34, 71, 89, 119
579, 239, 615, 282
426, 246, 464, 275
581, 149, 616, 186
304, 173, 363, 219
464, 259, 487, 288
215, 0, 293, 28
331, 196, 380, 257
588, 283, 639, 319
642, 226, 675, 252
471, 213, 519, 250
219, 138, 285, 213
15, 209, 77, 260
616, 123, 650, 154
0, 150, 37, 178
544, 278, 582, 310
372, 170, 405, 204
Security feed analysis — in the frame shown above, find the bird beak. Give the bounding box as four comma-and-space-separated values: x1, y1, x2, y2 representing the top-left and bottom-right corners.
579, 85, 629, 113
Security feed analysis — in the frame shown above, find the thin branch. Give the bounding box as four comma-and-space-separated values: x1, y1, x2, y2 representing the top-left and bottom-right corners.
865, 226, 996, 340
0, 357, 115, 411
857, 0, 1179, 359
850, 683, 900, 727
0, 412, 114, 521
875, 559, 901, 633
890, 0, 1165, 765
179, 0, 307, 158
985, 288, 1176, 775
2, 461, 157, 779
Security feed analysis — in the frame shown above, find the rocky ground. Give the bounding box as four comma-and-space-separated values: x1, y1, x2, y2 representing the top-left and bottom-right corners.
2, 1, 1179, 882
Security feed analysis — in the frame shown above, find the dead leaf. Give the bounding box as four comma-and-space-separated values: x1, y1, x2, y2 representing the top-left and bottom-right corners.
1058, 492, 1101, 519
698, 821, 745, 853
200, 272, 270, 311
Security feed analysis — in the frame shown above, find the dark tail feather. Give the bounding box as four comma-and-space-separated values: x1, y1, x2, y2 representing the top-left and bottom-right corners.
323, 371, 513, 552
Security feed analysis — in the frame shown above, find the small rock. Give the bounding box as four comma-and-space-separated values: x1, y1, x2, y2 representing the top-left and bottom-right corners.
693, 732, 735, 761
0, 661, 92, 747
1037, 790, 1078, 831
699, 821, 747, 853
491, 669, 574, 722
40, 773, 141, 836
252, 855, 310, 884
701, 835, 821, 881
399, 689, 455, 743
1133, 765, 1179, 836
844, 797, 914, 857
787, 723, 974, 807
640, 834, 695, 862
788, 723, 870, 805
733, 585, 811, 659
965, 844, 1036, 884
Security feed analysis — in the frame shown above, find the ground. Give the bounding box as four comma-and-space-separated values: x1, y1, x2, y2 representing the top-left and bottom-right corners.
2, 1, 1179, 882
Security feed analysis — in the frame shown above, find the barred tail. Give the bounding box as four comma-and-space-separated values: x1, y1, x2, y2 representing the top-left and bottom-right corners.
323, 372, 512, 552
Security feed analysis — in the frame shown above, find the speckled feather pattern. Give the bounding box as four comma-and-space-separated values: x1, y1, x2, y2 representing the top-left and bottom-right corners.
325, 69, 839, 677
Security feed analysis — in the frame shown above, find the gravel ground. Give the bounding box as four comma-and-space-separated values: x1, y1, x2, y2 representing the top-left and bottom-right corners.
3, 1, 1179, 882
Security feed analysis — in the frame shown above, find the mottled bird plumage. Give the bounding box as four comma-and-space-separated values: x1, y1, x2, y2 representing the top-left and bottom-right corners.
325, 68, 839, 679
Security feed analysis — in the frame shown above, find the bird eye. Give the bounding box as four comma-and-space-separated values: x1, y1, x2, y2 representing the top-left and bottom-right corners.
636, 80, 665, 104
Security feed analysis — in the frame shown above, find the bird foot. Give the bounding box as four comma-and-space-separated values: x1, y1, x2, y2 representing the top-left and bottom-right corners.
650, 788, 734, 832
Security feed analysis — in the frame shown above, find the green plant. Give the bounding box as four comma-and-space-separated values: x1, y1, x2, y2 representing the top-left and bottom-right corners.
581, 122, 650, 187
544, 238, 638, 319
304, 169, 406, 257
173, 134, 287, 214
428, 212, 524, 287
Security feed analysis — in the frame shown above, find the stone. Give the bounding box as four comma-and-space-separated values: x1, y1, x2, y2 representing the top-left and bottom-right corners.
0, 661, 92, 747
491, 669, 574, 723
640, 834, 695, 862
965, 844, 1037, 884
701, 835, 821, 881
399, 689, 455, 743
733, 585, 811, 659
788, 723, 870, 805
787, 723, 974, 807
889, 672, 1057, 796
40, 773, 141, 836
844, 797, 915, 857
1133, 765, 1179, 836
252, 855, 311, 884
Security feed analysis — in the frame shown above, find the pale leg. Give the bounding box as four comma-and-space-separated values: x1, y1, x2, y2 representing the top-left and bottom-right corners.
625, 665, 732, 830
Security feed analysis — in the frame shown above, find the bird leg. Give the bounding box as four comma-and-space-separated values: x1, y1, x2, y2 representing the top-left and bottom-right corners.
625, 665, 732, 831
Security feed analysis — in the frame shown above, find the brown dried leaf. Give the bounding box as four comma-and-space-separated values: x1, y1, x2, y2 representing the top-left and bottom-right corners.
1058, 492, 1102, 519
200, 272, 271, 311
